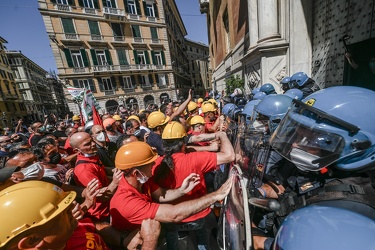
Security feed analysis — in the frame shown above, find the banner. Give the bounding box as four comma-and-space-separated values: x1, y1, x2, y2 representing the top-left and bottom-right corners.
80, 89, 101, 123
67, 87, 84, 98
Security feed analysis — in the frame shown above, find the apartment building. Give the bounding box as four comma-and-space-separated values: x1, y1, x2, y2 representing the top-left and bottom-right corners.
185, 38, 211, 97
6, 50, 58, 122
38, 0, 186, 114
0, 37, 28, 128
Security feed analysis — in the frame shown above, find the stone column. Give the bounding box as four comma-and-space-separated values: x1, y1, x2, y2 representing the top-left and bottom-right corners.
248, 0, 258, 48
257, 0, 280, 42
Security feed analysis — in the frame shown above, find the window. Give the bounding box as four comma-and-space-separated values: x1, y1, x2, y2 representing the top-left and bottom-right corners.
151, 51, 164, 65
111, 23, 123, 39
157, 74, 167, 86
150, 27, 158, 41
71, 50, 84, 68
61, 18, 76, 34
90, 49, 112, 66
73, 79, 97, 92
127, 0, 137, 14
122, 76, 134, 89
104, 0, 117, 8
143, 2, 157, 17
223, 9, 230, 53
139, 75, 151, 85
83, 0, 95, 8
88, 21, 101, 35
102, 77, 113, 90
57, 0, 69, 4
96, 50, 107, 65
137, 51, 146, 64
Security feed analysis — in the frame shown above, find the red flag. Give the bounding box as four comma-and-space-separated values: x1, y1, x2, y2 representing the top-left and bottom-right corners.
79, 109, 85, 127
92, 104, 102, 126
205, 91, 209, 98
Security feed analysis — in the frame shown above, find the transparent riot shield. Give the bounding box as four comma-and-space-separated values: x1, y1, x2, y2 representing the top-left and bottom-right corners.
220, 165, 252, 250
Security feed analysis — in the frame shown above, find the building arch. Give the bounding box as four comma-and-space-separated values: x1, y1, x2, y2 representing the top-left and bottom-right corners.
105, 99, 119, 114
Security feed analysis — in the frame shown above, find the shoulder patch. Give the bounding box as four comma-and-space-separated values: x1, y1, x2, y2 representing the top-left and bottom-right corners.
305, 98, 316, 106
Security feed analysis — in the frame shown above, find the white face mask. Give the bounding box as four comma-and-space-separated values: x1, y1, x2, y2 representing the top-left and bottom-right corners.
136, 170, 149, 184
289, 147, 320, 171
20, 162, 45, 180
96, 132, 106, 142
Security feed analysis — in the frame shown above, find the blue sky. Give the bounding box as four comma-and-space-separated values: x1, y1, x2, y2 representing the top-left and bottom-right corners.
0, 0, 208, 73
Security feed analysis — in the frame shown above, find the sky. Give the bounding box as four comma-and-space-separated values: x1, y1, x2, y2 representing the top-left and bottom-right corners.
0, 0, 208, 73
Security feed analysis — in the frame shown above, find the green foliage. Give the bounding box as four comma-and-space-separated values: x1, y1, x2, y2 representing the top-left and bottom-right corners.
224, 75, 244, 95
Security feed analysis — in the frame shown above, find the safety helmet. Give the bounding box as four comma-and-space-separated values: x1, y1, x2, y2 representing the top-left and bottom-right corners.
84, 120, 94, 133
253, 92, 267, 100
115, 141, 158, 170
201, 102, 216, 113
241, 99, 261, 123
270, 86, 375, 172
289, 72, 309, 89
72, 115, 80, 121
187, 101, 198, 112
251, 87, 261, 95
260, 83, 276, 95
284, 88, 304, 100
197, 98, 204, 103
222, 103, 241, 121
103, 118, 116, 128
189, 115, 206, 126
280, 76, 291, 92
113, 115, 122, 121
0, 181, 76, 247
274, 205, 375, 250
126, 115, 140, 123
235, 98, 247, 109
208, 98, 218, 106
147, 111, 170, 128
162, 121, 187, 139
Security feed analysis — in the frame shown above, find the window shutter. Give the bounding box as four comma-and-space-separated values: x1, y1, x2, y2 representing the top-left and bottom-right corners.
117, 49, 128, 65
153, 3, 158, 18
144, 51, 150, 64
132, 25, 141, 37
102, 0, 107, 7
62, 18, 76, 34
98, 78, 104, 91
155, 74, 159, 84
110, 0, 117, 8
50, 0, 56, 3
150, 27, 158, 39
161, 51, 166, 65
68, 0, 75, 6
88, 21, 100, 35
124, 0, 129, 12
143, 2, 149, 16
111, 77, 117, 90
138, 75, 143, 85
78, 0, 84, 7
133, 50, 139, 64
148, 74, 153, 85
104, 49, 113, 65
64, 48, 74, 68
119, 76, 125, 89
131, 75, 136, 86
73, 80, 79, 87
89, 79, 97, 93
151, 51, 156, 64
135, 0, 141, 15
81, 48, 90, 67
90, 49, 98, 65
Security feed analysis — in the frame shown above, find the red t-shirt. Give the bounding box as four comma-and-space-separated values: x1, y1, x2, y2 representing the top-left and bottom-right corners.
65, 218, 109, 250
110, 176, 160, 232
74, 155, 110, 221
152, 151, 217, 223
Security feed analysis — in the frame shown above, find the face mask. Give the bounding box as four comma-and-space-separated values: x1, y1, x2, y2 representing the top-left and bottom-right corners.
96, 132, 106, 142
136, 170, 149, 184
37, 126, 46, 133
20, 162, 45, 180
83, 153, 96, 157
48, 152, 61, 164
289, 147, 320, 171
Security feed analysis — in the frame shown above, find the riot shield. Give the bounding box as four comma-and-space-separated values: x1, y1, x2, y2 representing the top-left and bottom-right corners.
220, 165, 252, 250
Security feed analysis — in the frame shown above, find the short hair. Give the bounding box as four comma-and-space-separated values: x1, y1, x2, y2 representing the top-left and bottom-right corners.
116, 134, 132, 149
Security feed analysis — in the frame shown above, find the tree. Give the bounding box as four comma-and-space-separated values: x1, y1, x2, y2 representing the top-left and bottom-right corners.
224, 74, 244, 95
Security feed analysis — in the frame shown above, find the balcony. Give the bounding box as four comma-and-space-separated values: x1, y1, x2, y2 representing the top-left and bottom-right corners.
151, 38, 160, 44
133, 37, 144, 43
104, 89, 116, 96
62, 33, 79, 40
113, 36, 125, 42
157, 84, 168, 89
83, 8, 97, 14
103, 7, 126, 20
154, 65, 165, 70
90, 34, 104, 41
55, 4, 72, 12
122, 87, 135, 93
73, 67, 90, 73
147, 16, 156, 22
141, 84, 153, 91
91, 64, 153, 72
127, 13, 139, 20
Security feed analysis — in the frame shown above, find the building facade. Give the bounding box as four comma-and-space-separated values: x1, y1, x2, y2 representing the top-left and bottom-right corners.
185, 38, 211, 97
200, 0, 375, 95
38, 0, 190, 114
0, 37, 28, 128
6, 50, 58, 122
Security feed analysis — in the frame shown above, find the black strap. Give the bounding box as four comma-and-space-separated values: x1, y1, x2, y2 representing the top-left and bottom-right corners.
316, 184, 365, 196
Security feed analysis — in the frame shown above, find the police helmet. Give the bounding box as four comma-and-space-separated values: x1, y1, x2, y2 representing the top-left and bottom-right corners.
259, 83, 276, 95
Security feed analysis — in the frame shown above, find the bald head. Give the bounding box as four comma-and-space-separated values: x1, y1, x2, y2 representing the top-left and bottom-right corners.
65, 127, 77, 137
77, 126, 85, 132
70, 132, 91, 148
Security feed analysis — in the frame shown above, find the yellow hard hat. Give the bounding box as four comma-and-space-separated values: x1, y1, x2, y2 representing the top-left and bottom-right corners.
127, 115, 140, 123
72, 115, 80, 121
189, 115, 206, 126
197, 98, 204, 103
112, 115, 122, 121
147, 111, 170, 129
208, 98, 218, 106
162, 121, 187, 139
139, 109, 145, 114
0, 181, 76, 248
187, 101, 198, 112
115, 141, 158, 170
201, 102, 216, 113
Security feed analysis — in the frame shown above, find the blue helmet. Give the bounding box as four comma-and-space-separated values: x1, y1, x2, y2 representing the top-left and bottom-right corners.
274, 205, 375, 250
235, 97, 247, 110
259, 83, 276, 95
251, 87, 261, 95
253, 92, 267, 100
241, 99, 261, 124
289, 72, 309, 89
270, 86, 375, 172
222, 103, 240, 121
280, 76, 291, 92
284, 88, 303, 100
